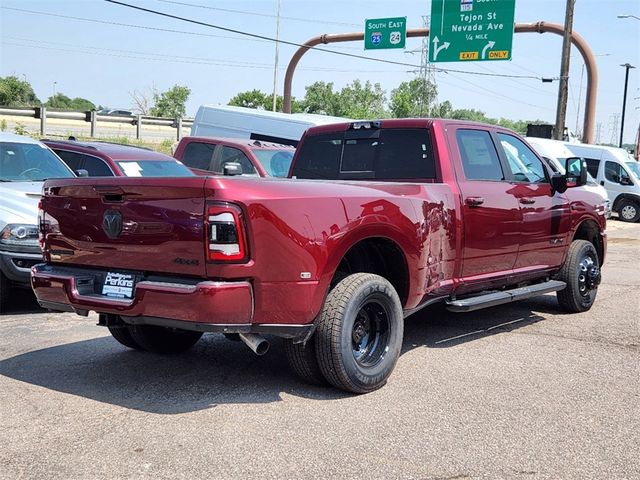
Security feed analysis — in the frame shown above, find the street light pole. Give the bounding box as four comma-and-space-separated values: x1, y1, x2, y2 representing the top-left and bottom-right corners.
619, 63, 636, 147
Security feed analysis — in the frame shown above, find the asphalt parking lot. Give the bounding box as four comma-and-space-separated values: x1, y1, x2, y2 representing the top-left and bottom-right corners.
1, 220, 638, 479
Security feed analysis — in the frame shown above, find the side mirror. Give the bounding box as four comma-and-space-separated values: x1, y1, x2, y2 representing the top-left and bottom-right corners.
564, 157, 587, 187
75, 169, 89, 178
223, 162, 243, 176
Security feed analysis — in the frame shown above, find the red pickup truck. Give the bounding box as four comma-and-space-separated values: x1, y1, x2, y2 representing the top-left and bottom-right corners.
173, 136, 295, 177
32, 119, 607, 393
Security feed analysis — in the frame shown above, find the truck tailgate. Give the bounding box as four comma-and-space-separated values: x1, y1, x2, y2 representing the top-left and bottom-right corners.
41, 177, 208, 277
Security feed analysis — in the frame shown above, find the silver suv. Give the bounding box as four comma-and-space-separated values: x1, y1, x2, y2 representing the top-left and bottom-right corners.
0, 132, 75, 311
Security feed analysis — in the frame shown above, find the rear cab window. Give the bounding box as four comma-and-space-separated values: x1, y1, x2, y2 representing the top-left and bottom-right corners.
82, 155, 114, 177
292, 127, 437, 181
181, 141, 216, 170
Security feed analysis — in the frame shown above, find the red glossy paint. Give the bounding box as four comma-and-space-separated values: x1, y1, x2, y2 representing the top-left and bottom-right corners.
173, 136, 295, 177
33, 119, 607, 331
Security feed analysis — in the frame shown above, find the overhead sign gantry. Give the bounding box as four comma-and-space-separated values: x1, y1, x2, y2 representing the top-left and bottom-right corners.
428, 0, 516, 62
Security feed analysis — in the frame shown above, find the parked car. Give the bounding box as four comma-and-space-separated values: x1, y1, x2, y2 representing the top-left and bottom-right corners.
173, 136, 295, 177
0, 132, 76, 311
526, 137, 611, 218
42, 139, 194, 178
564, 142, 640, 222
97, 109, 135, 117
191, 104, 350, 146
33, 119, 606, 393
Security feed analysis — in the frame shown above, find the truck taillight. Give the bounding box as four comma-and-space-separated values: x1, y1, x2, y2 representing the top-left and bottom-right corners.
206, 203, 248, 262
37, 199, 45, 249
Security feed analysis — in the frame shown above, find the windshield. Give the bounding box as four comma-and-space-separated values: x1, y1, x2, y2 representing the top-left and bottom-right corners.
626, 161, 640, 179
0, 142, 74, 182
250, 149, 294, 177
115, 159, 194, 177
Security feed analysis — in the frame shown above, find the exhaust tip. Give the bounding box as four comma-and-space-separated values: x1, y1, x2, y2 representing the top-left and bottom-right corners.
238, 333, 270, 356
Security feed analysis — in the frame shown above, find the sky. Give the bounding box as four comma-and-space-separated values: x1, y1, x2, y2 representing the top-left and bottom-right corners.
1, 0, 639, 144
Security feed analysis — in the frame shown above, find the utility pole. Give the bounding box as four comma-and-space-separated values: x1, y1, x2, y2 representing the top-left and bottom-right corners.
271, 0, 281, 112
619, 63, 636, 147
554, 0, 575, 140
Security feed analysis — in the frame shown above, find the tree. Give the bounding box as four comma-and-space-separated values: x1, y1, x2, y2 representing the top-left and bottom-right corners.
130, 88, 153, 115
303, 80, 387, 119
338, 80, 387, 119
149, 84, 190, 118
303, 81, 341, 116
229, 89, 269, 109
0, 76, 40, 107
390, 78, 438, 118
228, 89, 304, 113
45, 93, 95, 111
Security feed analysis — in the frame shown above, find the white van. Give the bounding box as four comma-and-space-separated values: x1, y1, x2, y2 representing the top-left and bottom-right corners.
191, 105, 350, 147
563, 142, 640, 222
525, 137, 611, 218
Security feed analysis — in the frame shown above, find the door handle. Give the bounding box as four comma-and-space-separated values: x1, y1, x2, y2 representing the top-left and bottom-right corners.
519, 197, 536, 205
465, 196, 485, 207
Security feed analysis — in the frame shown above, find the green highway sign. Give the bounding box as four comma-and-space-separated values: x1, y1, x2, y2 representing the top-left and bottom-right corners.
428, 0, 516, 63
364, 17, 407, 50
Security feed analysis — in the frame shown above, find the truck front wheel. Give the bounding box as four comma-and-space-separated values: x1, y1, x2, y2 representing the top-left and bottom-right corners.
315, 273, 404, 394
557, 240, 601, 313
127, 325, 203, 354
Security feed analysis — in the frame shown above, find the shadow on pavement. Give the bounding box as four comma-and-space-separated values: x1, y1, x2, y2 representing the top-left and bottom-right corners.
0, 294, 563, 413
0, 333, 350, 414
1, 288, 46, 316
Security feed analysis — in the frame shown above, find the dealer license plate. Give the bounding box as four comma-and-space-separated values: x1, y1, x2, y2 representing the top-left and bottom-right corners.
101, 272, 136, 299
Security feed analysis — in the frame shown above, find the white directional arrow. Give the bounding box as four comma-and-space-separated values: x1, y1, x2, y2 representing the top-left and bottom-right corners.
481, 40, 496, 59
432, 36, 450, 61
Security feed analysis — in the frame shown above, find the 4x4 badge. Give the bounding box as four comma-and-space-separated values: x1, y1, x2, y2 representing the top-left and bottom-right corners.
102, 210, 122, 239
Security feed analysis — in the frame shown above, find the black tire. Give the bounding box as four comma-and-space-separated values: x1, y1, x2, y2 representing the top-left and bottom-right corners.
127, 324, 203, 354
107, 326, 142, 350
617, 199, 640, 223
0, 272, 9, 314
557, 240, 601, 313
315, 273, 404, 394
284, 337, 327, 386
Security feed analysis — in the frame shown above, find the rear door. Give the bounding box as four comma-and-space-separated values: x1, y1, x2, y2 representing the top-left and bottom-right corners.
451, 127, 521, 282
42, 177, 208, 277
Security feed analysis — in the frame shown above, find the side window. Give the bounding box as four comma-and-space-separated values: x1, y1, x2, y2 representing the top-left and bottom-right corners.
604, 161, 632, 184
497, 133, 547, 183
181, 142, 215, 170
218, 146, 256, 175
53, 150, 83, 171
456, 129, 504, 181
82, 155, 113, 176
584, 158, 600, 178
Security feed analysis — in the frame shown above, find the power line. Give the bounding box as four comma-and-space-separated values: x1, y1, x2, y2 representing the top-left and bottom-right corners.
103, 0, 551, 81
0, 6, 266, 43
155, 0, 361, 28
1, 38, 403, 74
1, 5, 365, 52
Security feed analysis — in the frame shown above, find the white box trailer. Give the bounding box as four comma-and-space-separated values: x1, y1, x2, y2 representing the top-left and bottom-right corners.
191, 105, 350, 147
